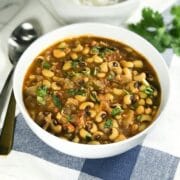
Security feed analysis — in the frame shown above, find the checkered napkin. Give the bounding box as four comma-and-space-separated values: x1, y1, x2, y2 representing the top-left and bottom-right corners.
0, 54, 180, 180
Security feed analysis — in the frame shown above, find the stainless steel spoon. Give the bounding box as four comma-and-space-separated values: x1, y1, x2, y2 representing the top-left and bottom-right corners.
0, 19, 41, 154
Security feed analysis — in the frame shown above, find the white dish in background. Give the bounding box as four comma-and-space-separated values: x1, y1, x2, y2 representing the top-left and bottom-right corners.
40, 0, 178, 25
41, 0, 141, 25
13, 23, 170, 158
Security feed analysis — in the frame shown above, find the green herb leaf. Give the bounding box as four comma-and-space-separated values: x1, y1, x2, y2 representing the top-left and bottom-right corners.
66, 115, 72, 122
67, 89, 86, 96
91, 67, 99, 76
136, 115, 142, 121
90, 91, 100, 103
71, 61, 79, 68
111, 107, 123, 116
144, 86, 154, 95
42, 61, 51, 69
107, 71, 115, 80
52, 95, 62, 109
128, 6, 180, 56
85, 135, 92, 141
104, 119, 113, 128
36, 85, 48, 97
91, 46, 100, 54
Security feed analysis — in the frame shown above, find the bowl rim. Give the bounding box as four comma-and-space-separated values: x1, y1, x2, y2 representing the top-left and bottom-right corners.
13, 22, 170, 154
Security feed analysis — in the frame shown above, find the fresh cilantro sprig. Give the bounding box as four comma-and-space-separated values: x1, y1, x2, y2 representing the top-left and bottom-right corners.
128, 6, 180, 56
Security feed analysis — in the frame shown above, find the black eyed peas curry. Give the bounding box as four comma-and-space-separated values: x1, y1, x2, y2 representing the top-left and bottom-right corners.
23, 36, 161, 144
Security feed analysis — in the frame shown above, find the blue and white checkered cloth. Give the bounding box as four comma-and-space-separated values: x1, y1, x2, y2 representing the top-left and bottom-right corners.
0, 54, 180, 180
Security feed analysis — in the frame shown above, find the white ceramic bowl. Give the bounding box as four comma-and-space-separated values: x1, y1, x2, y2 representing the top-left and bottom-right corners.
46, 0, 141, 25
13, 23, 170, 159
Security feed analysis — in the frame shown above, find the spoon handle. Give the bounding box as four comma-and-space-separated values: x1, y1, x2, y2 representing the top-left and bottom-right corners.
0, 90, 16, 154
0, 68, 14, 128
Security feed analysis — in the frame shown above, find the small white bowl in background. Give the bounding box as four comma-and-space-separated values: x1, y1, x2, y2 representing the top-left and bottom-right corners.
13, 23, 170, 159
42, 0, 141, 25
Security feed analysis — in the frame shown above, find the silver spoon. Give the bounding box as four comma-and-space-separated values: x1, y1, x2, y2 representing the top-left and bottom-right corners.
0, 19, 41, 154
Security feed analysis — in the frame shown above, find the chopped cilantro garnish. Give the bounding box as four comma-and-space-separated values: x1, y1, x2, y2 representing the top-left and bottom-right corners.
91, 46, 116, 57
111, 107, 123, 116
52, 95, 62, 109
91, 67, 99, 76
144, 86, 154, 95
104, 119, 113, 128
71, 61, 79, 68
90, 91, 100, 103
36, 85, 48, 105
91, 46, 100, 54
107, 71, 115, 80
66, 115, 72, 122
85, 135, 92, 141
36, 85, 48, 97
42, 61, 51, 69
136, 115, 142, 122
67, 89, 86, 96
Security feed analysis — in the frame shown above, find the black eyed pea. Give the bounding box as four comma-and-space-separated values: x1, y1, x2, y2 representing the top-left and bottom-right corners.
51, 82, 61, 90
70, 52, 78, 60
42, 69, 54, 78
136, 105, 145, 114
93, 131, 104, 140
123, 94, 132, 105
120, 60, 134, 68
112, 119, 119, 128
93, 55, 103, 63
97, 72, 106, 78
75, 95, 87, 102
62, 61, 72, 71
29, 75, 36, 80
128, 81, 139, 93
146, 98, 153, 105
89, 110, 96, 118
112, 88, 123, 96
56, 112, 62, 121
79, 128, 92, 139
79, 102, 94, 110
139, 92, 147, 99
100, 62, 108, 73
95, 111, 107, 123
72, 136, 80, 143
82, 47, 90, 55
121, 68, 132, 81
73, 44, 83, 52
145, 107, 152, 114
43, 80, 51, 88
105, 93, 114, 102
134, 73, 146, 82
140, 114, 152, 122
139, 99, 145, 105
50, 123, 62, 134
114, 134, 127, 142
133, 60, 143, 68
85, 57, 94, 63
109, 128, 119, 140
58, 42, 67, 49
53, 49, 66, 58
89, 123, 98, 133
108, 61, 120, 68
